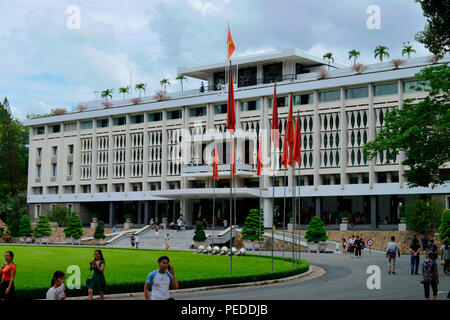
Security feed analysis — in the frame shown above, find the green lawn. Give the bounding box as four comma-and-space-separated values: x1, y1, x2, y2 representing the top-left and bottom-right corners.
0, 245, 308, 298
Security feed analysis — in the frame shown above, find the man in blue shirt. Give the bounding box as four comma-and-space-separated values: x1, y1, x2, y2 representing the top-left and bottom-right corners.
144, 256, 178, 300
420, 234, 429, 253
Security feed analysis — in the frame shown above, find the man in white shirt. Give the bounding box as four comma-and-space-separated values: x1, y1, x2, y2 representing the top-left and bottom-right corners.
144, 256, 178, 300
135, 234, 140, 249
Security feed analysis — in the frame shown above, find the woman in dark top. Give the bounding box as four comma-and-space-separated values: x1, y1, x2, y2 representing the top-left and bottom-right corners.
88, 250, 106, 300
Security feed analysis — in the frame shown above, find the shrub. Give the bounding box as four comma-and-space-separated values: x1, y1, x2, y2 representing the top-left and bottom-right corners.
193, 222, 206, 242
439, 209, 450, 241
33, 215, 51, 238
124, 214, 133, 221
241, 209, 264, 241
130, 98, 142, 105
352, 63, 368, 74
18, 215, 33, 237
76, 104, 88, 112
93, 221, 106, 239
427, 54, 443, 64
48, 205, 70, 227
338, 211, 350, 219
153, 90, 170, 101
52, 108, 67, 115
64, 213, 83, 239
390, 59, 405, 69
317, 69, 329, 79
101, 101, 113, 108
304, 216, 327, 243
405, 197, 442, 234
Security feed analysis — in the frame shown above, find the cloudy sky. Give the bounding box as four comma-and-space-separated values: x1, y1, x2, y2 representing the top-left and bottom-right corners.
0, 0, 429, 120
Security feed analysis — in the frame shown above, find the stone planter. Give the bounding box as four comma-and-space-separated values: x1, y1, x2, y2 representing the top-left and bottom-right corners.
26, 236, 33, 244
308, 241, 328, 253
90, 222, 98, 229
95, 238, 106, 245
194, 241, 205, 249
41, 237, 49, 244
340, 223, 348, 231
92, 217, 98, 223
341, 217, 349, 223
242, 240, 253, 250
65, 237, 74, 245
287, 223, 294, 231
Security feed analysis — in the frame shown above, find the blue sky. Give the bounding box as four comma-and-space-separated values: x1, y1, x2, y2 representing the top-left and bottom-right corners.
0, 0, 429, 120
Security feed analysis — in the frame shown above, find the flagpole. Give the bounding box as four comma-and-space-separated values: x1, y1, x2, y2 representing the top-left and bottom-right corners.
212, 170, 216, 248
259, 170, 262, 257
283, 166, 286, 260
271, 143, 275, 273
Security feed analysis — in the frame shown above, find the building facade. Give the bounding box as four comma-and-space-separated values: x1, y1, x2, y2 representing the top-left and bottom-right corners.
24, 48, 450, 229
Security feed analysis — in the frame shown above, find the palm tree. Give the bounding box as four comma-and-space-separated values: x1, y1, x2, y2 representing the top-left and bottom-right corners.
160, 79, 171, 93
401, 41, 416, 59
374, 45, 390, 62
176, 75, 187, 94
135, 83, 146, 97
101, 89, 113, 101
119, 87, 129, 100
322, 52, 334, 70
348, 49, 361, 65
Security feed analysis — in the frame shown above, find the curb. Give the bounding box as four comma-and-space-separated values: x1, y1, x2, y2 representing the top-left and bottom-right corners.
65, 266, 316, 300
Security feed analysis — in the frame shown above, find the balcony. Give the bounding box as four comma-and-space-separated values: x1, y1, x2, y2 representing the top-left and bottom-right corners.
181, 163, 255, 177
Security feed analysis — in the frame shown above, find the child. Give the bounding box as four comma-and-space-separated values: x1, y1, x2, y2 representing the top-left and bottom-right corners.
165, 233, 170, 250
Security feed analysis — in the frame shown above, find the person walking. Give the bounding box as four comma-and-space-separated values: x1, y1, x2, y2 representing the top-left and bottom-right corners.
155, 226, 159, 239
0, 251, 16, 300
354, 236, 362, 258
441, 240, 450, 275
130, 234, 135, 249
386, 236, 401, 274
426, 239, 439, 261
223, 219, 228, 229
150, 218, 154, 228
342, 238, 347, 254
421, 252, 439, 300
410, 236, 421, 275
421, 234, 429, 254
46, 271, 66, 300
88, 250, 106, 300
177, 218, 182, 232
112, 225, 116, 233
361, 237, 365, 254
165, 233, 170, 250
135, 234, 140, 249
348, 235, 355, 258
144, 256, 178, 300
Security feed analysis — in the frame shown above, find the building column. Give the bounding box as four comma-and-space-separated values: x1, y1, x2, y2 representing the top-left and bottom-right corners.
313, 90, 320, 191
161, 111, 168, 190
398, 79, 406, 187
144, 201, 149, 225
340, 87, 348, 187
371, 195, 377, 228
137, 201, 142, 224
107, 116, 113, 194
368, 84, 376, 188
263, 198, 273, 228
109, 202, 114, 227
124, 114, 131, 193
143, 112, 149, 191
315, 197, 322, 217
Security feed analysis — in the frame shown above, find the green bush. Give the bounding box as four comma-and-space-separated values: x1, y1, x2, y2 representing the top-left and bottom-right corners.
338, 211, 350, 218
48, 205, 70, 227
193, 222, 206, 241
304, 216, 327, 243
93, 220, 106, 239
405, 197, 442, 234
241, 208, 264, 241
18, 215, 33, 237
64, 213, 83, 239
124, 214, 133, 221
33, 215, 51, 238
439, 208, 450, 241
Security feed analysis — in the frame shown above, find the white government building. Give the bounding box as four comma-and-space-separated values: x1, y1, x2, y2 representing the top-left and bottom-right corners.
24, 48, 450, 229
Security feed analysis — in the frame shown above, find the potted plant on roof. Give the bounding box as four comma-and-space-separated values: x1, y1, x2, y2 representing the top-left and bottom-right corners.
193, 222, 206, 249
93, 221, 106, 245
19, 215, 33, 244
241, 208, 264, 251
305, 216, 328, 253
124, 214, 133, 229
339, 211, 350, 223
33, 215, 52, 245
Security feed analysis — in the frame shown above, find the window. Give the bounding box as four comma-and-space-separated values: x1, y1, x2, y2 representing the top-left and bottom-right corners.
167, 110, 182, 120
52, 146, 58, 156
113, 117, 126, 126
149, 112, 162, 122
37, 147, 42, 157
322, 175, 331, 185
81, 121, 93, 130
131, 183, 142, 192
374, 83, 398, 96
97, 184, 107, 193
64, 186, 75, 194
114, 184, 124, 192
33, 187, 42, 195
391, 171, 399, 183
345, 86, 368, 99
268, 96, 288, 108
34, 126, 45, 135
64, 122, 77, 132
214, 104, 227, 114
35, 205, 41, 219
97, 119, 109, 128
48, 186, 58, 194
81, 185, 91, 193
349, 173, 358, 184
403, 80, 430, 93
68, 163, 73, 176
52, 164, 57, 177
294, 93, 314, 105
66, 204, 73, 213
130, 114, 144, 124
189, 106, 207, 117
377, 172, 387, 183
36, 165, 41, 178
362, 173, 369, 183
68, 145, 74, 154
49, 125, 61, 133
319, 90, 340, 102
241, 100, 260, 111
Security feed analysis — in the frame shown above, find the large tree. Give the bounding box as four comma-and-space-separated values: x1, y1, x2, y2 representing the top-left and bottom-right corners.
364, 64, 450, 188
414, 0, 450, 56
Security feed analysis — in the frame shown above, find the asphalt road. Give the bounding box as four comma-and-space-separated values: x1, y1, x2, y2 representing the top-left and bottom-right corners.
174, 251, 450, 300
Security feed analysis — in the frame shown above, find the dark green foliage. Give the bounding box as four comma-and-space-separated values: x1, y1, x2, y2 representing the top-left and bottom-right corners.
364, 64, 450, 188
18, 215, 33, 237
33, 215, 51, 238
1, 192, 27, 236
93, 221, 106, 239
439, 208, 450, 241
48, 205, 70, 227
64, 213, 83, 239
124, 214, 133, 221
241, 208, 264, 241
338, 211, 350, 218
405, 197, 442, 234
193, 222, 206, 241
304, 216, 328, 243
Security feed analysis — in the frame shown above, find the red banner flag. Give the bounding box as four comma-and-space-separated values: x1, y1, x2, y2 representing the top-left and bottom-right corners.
256, 135, 263, 176
271, 83, 280, 149
293, 111, 301, 164
286, 94, 294, 167
231, 138, 236, 177
227, 25, 235, 60
281, 130, 288, 168
212, 147, 220, 181
226, 66, 236, 134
